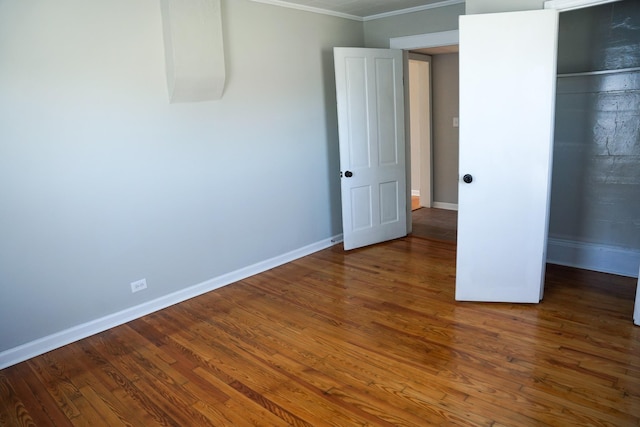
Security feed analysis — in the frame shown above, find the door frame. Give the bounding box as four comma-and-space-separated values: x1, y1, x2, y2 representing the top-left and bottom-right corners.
408, 53, 433, 209
391, 30, 459, 234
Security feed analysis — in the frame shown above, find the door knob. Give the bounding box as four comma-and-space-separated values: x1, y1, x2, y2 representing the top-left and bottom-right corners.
463, 174, 473, 184
345, 171, 353, 178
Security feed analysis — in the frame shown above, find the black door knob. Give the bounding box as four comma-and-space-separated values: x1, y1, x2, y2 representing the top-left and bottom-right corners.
463, 174, 473, 184
345, 171, 353, 178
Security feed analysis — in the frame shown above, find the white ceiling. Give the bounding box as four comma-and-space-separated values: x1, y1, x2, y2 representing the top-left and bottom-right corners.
251, 0, 464, 20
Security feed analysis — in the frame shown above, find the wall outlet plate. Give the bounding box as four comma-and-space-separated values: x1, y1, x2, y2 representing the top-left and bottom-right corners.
131, 278, 147, 293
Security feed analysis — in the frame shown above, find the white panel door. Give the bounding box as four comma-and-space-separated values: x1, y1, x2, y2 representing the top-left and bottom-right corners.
334, 48, 407, 250
455, 10, 559, 302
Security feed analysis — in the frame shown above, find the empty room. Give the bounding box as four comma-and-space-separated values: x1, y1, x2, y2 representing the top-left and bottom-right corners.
1, 0, 638, 425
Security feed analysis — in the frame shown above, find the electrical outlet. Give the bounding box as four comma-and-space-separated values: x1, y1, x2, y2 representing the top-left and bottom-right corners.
130, 278, 147, 293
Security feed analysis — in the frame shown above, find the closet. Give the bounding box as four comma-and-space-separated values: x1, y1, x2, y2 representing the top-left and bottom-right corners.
547, 0, 640, 279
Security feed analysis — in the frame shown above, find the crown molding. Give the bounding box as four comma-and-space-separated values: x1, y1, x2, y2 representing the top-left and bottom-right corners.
250, 0, 363, 21
544, 0, 621, 11
364, 0, 465, 21
249, 0, 465, 22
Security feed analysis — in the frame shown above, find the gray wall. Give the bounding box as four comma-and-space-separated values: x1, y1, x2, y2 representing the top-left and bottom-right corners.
549, 0, 640, 251
431, 54, 460, 205
465, 0, 543, 14
556, 0, 640, 74
0, 0, 363, 353
363, 3, 464, 48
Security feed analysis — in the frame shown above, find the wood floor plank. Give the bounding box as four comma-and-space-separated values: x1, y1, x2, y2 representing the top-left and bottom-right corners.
76, 384, 132, 427
0, 368, 48, 427
167, 304, 374, 425
89, 330, 218, 427
47, 343, 148, 426
25, 355, 82, 421
8, 364, 75, 427
77, 337, 180, 426
1, 235, 639, 426
191, 366, 296, 427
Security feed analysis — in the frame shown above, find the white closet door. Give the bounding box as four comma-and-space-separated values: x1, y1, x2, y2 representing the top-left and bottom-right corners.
456, 9, 559, 302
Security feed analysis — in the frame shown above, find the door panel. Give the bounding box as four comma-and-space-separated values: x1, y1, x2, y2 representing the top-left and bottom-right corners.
345, 58, 369, 169
335, 48, 407, 250
351, 186, 372, 231
455, 10, 559, 302
380, 181, 399, 224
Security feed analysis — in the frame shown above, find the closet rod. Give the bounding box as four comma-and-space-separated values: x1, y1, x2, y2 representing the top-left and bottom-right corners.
558, 66, 640, 78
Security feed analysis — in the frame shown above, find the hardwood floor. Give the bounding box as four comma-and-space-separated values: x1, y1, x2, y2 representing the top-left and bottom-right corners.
411, 195, 421, 211
411, 207, 457, 242
1, 237, 639, 426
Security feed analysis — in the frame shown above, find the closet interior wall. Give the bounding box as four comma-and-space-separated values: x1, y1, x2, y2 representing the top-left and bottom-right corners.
548, 0, 640, 276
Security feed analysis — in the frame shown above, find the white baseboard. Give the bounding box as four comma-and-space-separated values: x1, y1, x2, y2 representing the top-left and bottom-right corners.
432, 202, 458, 211
547, 238, 640, 278
0, 235, 342, 370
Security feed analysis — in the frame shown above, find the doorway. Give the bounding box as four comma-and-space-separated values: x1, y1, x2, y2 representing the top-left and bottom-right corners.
406, 45, 459, 242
